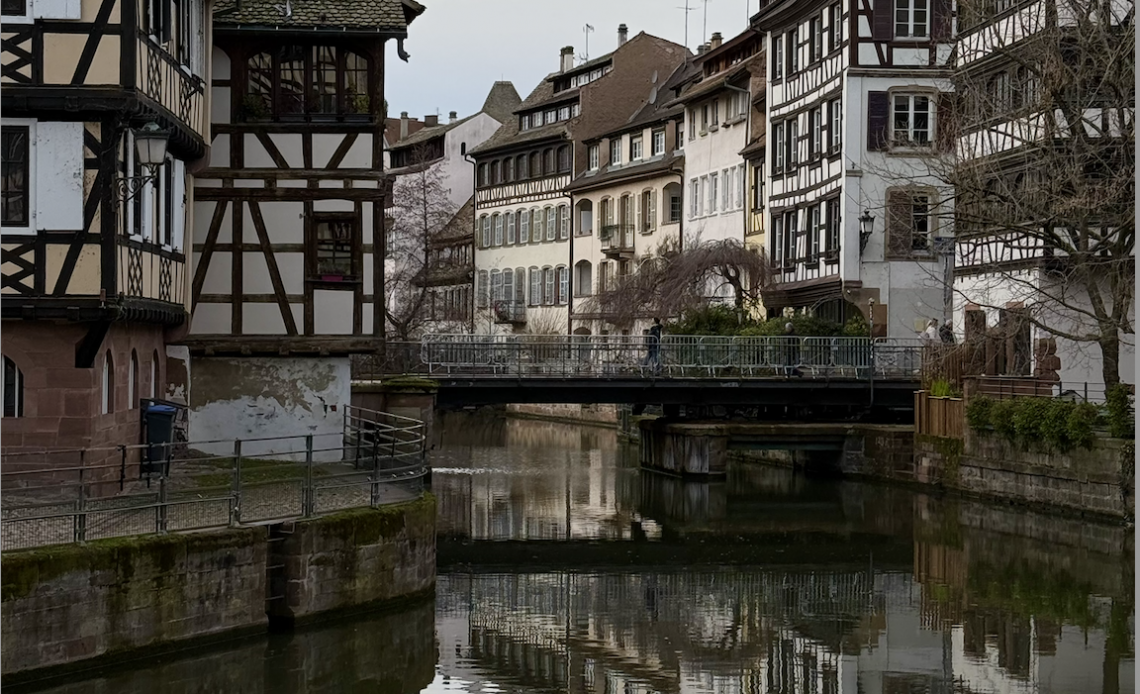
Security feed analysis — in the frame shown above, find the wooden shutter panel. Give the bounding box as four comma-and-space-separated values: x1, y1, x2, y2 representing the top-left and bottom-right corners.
866, 91, 890, 151
650, 190, 657, 230
872, 0, 894, 40
931, 0, 952, 40
886, 188, 912, 259
161, 0, 172, 43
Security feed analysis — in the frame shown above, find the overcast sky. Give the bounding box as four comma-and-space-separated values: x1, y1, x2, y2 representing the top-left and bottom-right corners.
384, 0, 759, 121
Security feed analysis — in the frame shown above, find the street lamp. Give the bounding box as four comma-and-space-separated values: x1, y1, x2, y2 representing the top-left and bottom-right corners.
115, 122, 170, 208
859, 210, 875, 254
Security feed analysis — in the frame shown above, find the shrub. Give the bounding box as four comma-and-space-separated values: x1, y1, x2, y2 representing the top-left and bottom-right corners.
967, 396, 994, 430
968, 394, 1098, 452
990, 399, 1018, 440
842, 312, 869, 337
666, 305, 754, 336
1066, 401, 1098, 451
1105, 384, 1135, 439
1012, 397, 1049, 445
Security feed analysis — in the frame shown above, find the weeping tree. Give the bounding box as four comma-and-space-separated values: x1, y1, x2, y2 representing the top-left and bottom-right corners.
894, 0, 1134, 384
581, 238, 775, 329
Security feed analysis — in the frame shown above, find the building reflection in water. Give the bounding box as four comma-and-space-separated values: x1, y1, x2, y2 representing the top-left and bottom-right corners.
430, 414, 1135, 694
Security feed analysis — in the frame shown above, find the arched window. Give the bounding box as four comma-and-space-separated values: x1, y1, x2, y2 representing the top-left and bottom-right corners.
505, 157, 515, 182
542, 148, 554, 174
101, 350, 115, 415
575, 199, 594, 236
129, 350, 139, 409
574, 260, 593, 297
151, 350, 159, 399
2, 356, 24, 418
557, 145, 571, 173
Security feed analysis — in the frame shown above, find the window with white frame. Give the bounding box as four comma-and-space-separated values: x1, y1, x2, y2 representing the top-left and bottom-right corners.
545, 109, 557, 125
480, 216, 490, 248
519, 209, 530, 243
543, 266, 555, 304
829, 3, 842, 51
810, 15, 823, 62
721, 169, 731, 211
787, 29, 799, 74
736, 164, 745, 209
689, 110, 697, 140
669, 189, 682, 222
711, 99, 720, 127
493, 214, 503, 246
784, 210, 798, 263
891, 94, 934, 146
811, 107, 823, 158
771, 214, 784, 266
895, 0, 929, 38
588, 144, 599, 170
689, 179, 699, 218
826, 197, 841, 253
698, 176, 706, 216
640, 190, 655, 232
557, 265, 569, 304
676, 120, 685, 150
630, 134, 643, 161
610, 138, 621, 166
709, 172, 718, 214
772, 35, 784, 80
652, 129, 665, 156
558, 106, 571, 121
787, 119, 799, 167
773, 122, 786, 172
830, 99, 842, 152
559, 204, 569, 240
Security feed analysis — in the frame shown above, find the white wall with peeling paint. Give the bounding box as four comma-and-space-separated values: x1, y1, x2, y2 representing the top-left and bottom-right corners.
188, 356, 349, 462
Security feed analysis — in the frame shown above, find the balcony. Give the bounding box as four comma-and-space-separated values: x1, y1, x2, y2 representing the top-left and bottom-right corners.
492, 300, 527, 325
600, 224, 635, 259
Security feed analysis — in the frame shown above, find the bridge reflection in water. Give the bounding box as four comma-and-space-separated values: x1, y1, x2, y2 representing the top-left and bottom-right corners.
24, 415, 1134, 694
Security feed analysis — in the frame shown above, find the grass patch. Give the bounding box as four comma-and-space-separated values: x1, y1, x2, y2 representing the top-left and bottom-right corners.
192, 458, 335, 488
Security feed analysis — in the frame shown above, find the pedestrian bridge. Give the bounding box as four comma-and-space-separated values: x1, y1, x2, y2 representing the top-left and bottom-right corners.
353, 336, 925, 414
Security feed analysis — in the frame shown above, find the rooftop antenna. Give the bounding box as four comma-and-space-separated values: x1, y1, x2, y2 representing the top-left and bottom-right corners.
703, 0, 711, 46
583, 24, 594, 60
676, 2, 696, 48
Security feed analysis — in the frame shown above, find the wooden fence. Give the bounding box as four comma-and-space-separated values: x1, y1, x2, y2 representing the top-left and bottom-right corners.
915, 390, 965, 439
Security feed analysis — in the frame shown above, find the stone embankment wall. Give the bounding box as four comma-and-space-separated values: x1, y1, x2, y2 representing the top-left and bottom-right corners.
508, 403, 622, 426
1, 496, 436, 679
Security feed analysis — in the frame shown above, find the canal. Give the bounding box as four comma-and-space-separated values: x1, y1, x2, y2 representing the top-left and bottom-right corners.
16, 413, 1136, 693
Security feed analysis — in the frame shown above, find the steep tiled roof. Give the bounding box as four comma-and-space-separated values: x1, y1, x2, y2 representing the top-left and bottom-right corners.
663, 61, 752, 108
391, 114, 475, 150
565, 152, 683, 193
214, 0, 422, 30
481, 82, 522, 123
468, 76, 569, 156
384, 117, 425, 145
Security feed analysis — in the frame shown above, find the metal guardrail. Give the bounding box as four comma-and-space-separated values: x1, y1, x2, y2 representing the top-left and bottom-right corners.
1, 406, 428, 551
407, 335, 924, 380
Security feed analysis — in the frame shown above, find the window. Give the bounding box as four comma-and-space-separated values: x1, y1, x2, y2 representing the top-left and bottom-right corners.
518, 154, 529, 179
177, 0, 206, 75
989, 71, 1011, 110
783, 211, 798, 264
810, 15, 823, 62
543, 267, 555, 305
721, 169, 731, 211
751, 164, 764, 211
2, 356, 23, 418
543, 148, 554, 174
826, 197, 841, 253
810, 107, 823, 159
558, 105, 571, 121
810, 204, 823, 260
574, 260, 593, 297
887, 189, 935, 255
505, 158, 515, 182
557, 266, 569, 304
477, 270, 489, 307
830, 99, 842, 152
669, 190, 682, 222
788, 119, 799, 167
689, 179, 699, 218
102, 351, 114, 415
787, 29, 799, 74
2, 0, 27, 17
652, 129, 666, 156
491, 160, 501, 185
528, 267, 541, 306
557, 145, 571, 173
1, 126, 30, 228
506, 213, 516, 244
709, 172, 718, 214
698, 176, 707, 216
736, 164, 745, 209
689, 112, 697, 140
773, 122, 786, 172
572, 103, 581, 117
518, 209, 529, 244
772, 35, 784, 80
640, 190, 656, 232
895, 0, 929, 38
529, 152, 540, 178
772, 214, 784, 266
701, 104, 709, 132
892, 94, 934, 146
128, 350, 139, 409
312, 214, 358, 279
477, 163, 488, 187
502, 268, 515, 304
630, 134, 643, 161
480, 215, 491, 248
588, 144, 599, 170
711, 99, 720, 127
829, 3, 842, 51
243, 46, 371, 121
610, 138, 621, 166
493, 214, 503, 246
545, 206, 556, 241
520, 114, 531, 131
559, 205, 569, 240
490, 269, 502, 303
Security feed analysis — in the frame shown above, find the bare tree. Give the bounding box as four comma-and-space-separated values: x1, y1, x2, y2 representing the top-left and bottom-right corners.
581, 238, 775, 328
385, 146, 463, 341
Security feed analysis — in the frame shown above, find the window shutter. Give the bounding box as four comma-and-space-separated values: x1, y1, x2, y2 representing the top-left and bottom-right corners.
34, 0, 80, 20
866, 91, 890, 151
649, 190, 657, 230
36, 122, 84, 231
886, 188, 912, 259
634, 196, 641, 234
477, 270, 488, 307
161, 0, 172, 43
872, 0, 894, 40
172, 159, 186, 250
936, 93, 954, 151
932, 0, 951, 40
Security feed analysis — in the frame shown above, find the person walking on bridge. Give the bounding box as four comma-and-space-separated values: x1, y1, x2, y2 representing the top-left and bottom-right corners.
645, 318, 663, 374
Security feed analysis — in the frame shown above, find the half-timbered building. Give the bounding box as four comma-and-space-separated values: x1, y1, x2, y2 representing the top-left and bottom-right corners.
184, 0, 424, 455
950, 0, 1134, 384
753, 0, 955, 335
2, 0, 209, 459
471, 26, 689, 335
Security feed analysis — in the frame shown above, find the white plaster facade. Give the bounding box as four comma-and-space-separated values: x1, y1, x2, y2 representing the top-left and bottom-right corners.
680, 97, 750, 251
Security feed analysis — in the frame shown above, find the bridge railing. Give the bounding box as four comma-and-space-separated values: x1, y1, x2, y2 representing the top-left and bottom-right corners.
416, 334, 924, 380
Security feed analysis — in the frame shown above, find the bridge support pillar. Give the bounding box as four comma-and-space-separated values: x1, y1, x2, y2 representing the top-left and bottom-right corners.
351, 377, 439, 445
638, 419, 728, 478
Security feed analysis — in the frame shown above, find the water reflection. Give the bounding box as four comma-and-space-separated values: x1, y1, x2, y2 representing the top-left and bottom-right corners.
21, 414, 1135, 693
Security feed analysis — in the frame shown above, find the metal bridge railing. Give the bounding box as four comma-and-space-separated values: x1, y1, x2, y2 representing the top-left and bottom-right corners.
414, 335, 923, 380
1, 405, 428, 551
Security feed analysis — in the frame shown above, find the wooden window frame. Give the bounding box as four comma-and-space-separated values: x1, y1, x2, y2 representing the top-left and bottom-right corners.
588, 144, 599, 170
652, 129, 666, 156
829, 3, 842, 52
609, 138, 621, 166
2, 355, 24, 418
630, 134, 643, 161
894, 0, 930, 39
308, 211, 361, 285
772, 34, 783, 80
1, 123, 32, 232
241, 44, 373, 123
825, 196, 841, 257
1, 0, 29, 20
786, 28, 799, 75
890, 92, 937, 149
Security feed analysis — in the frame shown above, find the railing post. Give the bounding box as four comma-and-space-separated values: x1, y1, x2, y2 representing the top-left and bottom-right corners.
230, 439, 243, 527
157, 472, 168, 535
304, 434, 314, 518
371, 430, 381, 508
75, 451, 87, 544
119, 444, 126, 492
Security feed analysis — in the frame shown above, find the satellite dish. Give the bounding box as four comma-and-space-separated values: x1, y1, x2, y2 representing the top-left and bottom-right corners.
648, 86, 658, 104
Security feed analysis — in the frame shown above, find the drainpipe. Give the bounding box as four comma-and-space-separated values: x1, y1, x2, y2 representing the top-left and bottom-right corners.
462, 142, 476, 334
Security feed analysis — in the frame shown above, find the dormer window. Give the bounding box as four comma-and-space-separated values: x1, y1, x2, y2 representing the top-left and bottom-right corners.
588, 144, 599, 170
243, 45, 371, 122
609, 138, 621, 166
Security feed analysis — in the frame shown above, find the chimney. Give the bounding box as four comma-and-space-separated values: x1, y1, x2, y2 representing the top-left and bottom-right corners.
618, 24, 628, 47
424, 114, 439, 127
697, 43, 709, 55
560, 46, 575, 73
449, 111, 458, 123
400, 111, 409, 139
710, 32, 723, 49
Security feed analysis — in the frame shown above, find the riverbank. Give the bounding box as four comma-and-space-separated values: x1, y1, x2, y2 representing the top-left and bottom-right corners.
1, 496, 436, 681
